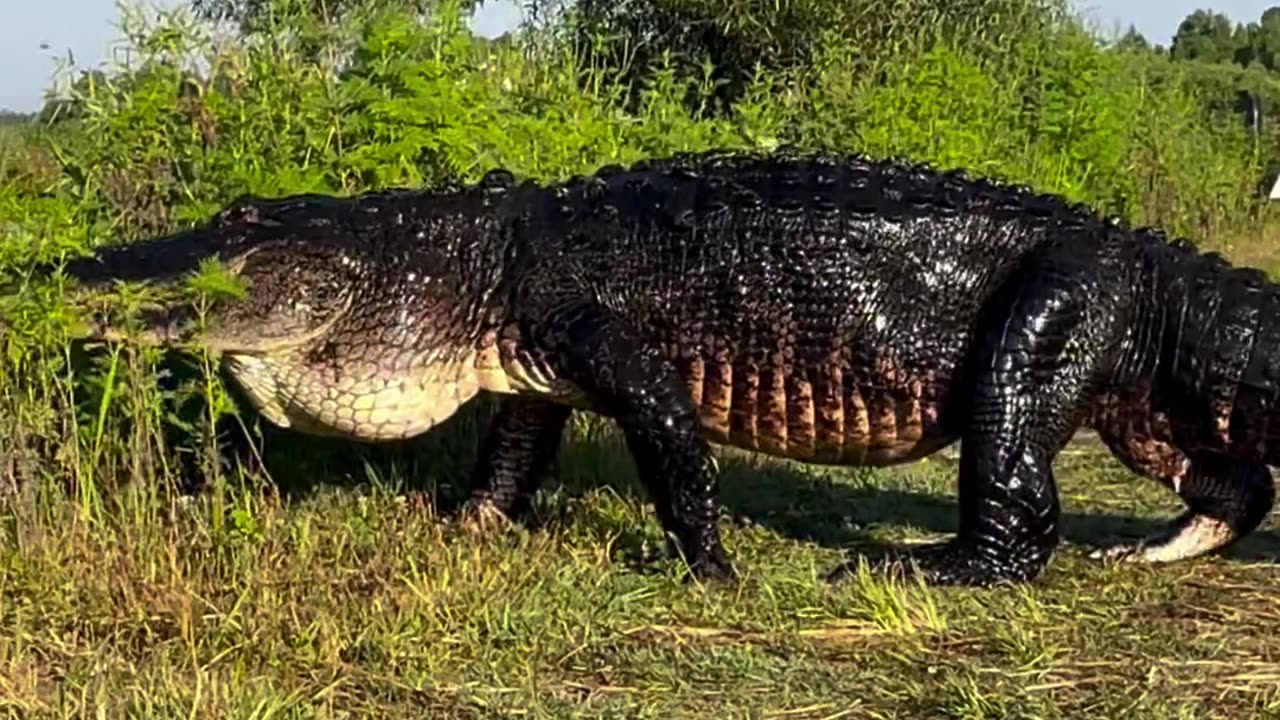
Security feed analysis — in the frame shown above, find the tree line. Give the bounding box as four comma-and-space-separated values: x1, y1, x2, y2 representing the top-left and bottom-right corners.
15, 2, 1280, 123
6, 0, 1277, 236
1121, 6, 1280, 73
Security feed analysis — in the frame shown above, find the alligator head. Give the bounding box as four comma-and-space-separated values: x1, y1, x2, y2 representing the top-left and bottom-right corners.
53, 194, 508, 441
61, 199, 362, 355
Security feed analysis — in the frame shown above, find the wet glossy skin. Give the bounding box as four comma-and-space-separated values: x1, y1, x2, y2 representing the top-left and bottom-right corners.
52, 149, 1280, 587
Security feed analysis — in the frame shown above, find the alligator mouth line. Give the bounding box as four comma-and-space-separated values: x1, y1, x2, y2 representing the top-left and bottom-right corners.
82, 283, 356, 359
204, 289, 356, 357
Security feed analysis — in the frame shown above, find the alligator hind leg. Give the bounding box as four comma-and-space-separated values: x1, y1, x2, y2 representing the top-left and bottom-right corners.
831, 244, 1123, 586
465, 396, 571, 527
1091, 453, 1275, 564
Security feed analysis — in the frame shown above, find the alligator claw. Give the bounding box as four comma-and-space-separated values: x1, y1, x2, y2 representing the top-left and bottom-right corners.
670, 536, 739, 584
827, 539, 1036, 587
458, 497, 519, 534
1088, 542, 1146, 563
686, 551, 739, 584
1089, 511, 1247, 566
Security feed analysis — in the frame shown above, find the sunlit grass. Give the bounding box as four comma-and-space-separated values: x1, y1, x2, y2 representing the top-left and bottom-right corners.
1, 416, 1278, 718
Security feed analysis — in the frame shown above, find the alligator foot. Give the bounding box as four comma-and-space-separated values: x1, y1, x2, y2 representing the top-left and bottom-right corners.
533, 302, 738, 585
467, 397, 570, 530
670, 533, 738, 583
1089, 512, 1237, 564
458, 495, 521, 534
1088, 456, 1274, 566
828, 539, 1041, 587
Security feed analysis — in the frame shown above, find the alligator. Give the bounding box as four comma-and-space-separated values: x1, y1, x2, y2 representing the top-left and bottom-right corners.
24, 148, 1279, 587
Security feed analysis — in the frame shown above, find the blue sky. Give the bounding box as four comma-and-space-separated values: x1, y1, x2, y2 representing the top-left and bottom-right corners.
2, 0, 1276, 111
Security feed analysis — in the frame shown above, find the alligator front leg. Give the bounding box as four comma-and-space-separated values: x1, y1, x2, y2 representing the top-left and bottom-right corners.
1091, 454, 1275, 564
465, 396, 572, 525
536, 301, 736, 582
832, 249, 1120, 587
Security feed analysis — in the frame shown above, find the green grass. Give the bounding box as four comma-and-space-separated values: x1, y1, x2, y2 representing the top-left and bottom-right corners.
2, 408, 1279, 719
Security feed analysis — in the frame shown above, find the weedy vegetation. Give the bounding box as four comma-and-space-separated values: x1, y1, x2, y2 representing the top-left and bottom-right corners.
2, 0, 1280, 716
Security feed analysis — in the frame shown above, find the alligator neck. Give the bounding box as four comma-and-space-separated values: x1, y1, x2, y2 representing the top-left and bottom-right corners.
1134, 230, 1280, 463
420, 183, 533, 349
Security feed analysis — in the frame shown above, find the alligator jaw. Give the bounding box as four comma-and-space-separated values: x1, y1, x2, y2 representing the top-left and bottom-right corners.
58, 226, 239, 291
73, 302, 202, 350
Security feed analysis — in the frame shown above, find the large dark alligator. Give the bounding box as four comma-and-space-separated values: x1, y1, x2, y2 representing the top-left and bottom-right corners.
25, 148, 1278, 586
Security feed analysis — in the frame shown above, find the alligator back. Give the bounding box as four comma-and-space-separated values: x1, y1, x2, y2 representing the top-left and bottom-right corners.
500, 151, 1111, 465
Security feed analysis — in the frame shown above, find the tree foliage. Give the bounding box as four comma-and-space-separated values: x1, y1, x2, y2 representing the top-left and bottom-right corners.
1115, 24, 1151, 53
1167, 5, 1280, 72
0, 110, 34, 126
191, 0, 479, 29
1171, 9, 1236, 64
551, 0, 1072, 113
1113, 5, 1280, 177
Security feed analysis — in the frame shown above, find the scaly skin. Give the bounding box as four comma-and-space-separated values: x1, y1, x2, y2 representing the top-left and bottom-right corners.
32, 148, 1279, 587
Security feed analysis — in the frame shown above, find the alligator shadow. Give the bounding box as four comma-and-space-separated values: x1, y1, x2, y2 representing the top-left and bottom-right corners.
230, 415, 1280, 561
706, 452, 1280, 562
169, 379, 1280, 565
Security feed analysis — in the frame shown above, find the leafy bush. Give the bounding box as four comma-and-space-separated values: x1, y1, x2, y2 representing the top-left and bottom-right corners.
554, 0, 1073, 113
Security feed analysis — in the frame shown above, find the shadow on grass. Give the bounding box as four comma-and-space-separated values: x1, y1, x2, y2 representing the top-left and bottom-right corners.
707, 453, 1280, 563
182, 376, 1280, 566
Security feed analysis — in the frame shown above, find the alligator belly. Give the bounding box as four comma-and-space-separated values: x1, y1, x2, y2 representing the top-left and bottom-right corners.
676, 350, 954, 466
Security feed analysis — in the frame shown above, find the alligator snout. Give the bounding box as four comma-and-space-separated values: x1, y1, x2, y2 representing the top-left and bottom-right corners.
78, 302, 200, 347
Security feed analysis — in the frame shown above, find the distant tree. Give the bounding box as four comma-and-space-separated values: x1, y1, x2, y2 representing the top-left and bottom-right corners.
191, 0, 480, 33
1232, 20, 1259, 66
1253, 6, 1280, 70
544, 0, 1071, 116
0, 110, 35, 126
1171, 9, 1238, 64
1165, 6, 1280, 71
1114, 24, 1151, 53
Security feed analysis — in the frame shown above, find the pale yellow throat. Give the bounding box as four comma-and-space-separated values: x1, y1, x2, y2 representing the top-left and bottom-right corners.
221, 341, 591, 442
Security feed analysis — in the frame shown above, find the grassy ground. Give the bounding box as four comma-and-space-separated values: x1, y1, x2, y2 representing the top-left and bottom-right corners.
2, 402, 1279, 719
